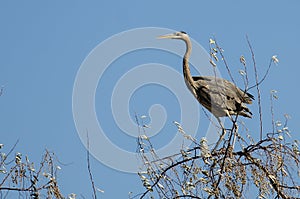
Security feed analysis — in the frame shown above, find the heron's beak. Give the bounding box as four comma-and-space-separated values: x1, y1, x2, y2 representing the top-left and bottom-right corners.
157, 33, 175, 39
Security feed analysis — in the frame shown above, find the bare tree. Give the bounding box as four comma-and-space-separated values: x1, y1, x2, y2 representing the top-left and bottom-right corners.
0, 138, 100, 199
0, 141, 65, 199
134, 37, 300, 199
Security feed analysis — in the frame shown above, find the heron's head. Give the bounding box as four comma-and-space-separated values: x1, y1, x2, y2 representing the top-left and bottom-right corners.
158, 31, 189, 41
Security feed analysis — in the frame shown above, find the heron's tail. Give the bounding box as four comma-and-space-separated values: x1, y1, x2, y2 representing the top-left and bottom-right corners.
238, 106, 253, 118
243, 92, 255, 104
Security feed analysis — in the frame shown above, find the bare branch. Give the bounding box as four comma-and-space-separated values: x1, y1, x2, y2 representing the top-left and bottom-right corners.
86, 132, 97, 199
246, 35, 263, 140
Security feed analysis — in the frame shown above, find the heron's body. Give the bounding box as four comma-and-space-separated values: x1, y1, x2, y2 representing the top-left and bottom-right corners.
159, 31, 254, 120
190, 75, 253, 118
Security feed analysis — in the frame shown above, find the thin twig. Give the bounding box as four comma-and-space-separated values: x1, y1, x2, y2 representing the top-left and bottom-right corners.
248, 58, 273, 90
174, 195, 201, 199
0, 139, 19, 166
0, 86, 3, 96
214, 37, 236, 85
246, 35, 263, 140
86, 132, 97, 199
270, 92, 275, 136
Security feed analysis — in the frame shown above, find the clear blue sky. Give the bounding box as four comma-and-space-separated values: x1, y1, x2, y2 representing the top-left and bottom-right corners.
1, 1, 299, 198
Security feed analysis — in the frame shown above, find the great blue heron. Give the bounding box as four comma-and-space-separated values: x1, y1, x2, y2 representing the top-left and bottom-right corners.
158, 31, 254, 149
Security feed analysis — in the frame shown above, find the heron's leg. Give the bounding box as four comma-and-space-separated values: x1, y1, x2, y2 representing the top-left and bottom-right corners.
232, 123, 239, 150
212, 117, 226, 152
227, 112, 235, 123
225, 113, 239, 149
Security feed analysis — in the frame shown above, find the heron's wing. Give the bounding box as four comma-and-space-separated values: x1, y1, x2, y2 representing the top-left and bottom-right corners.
192, 76, 254, 103
192, 76, 253, 117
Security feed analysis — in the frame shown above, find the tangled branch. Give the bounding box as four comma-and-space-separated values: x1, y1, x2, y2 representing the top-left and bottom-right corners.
133, 37, 299, 199
0, 145, 64, 199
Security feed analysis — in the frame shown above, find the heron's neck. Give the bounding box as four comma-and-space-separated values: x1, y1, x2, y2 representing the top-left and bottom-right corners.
182, 38, 194, 89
